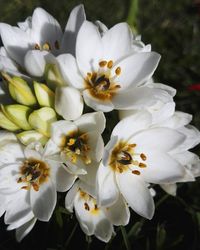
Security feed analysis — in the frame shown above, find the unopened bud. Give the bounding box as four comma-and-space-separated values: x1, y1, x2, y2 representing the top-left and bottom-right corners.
2, 73, 37, 106
0, 109, 20, 131
1, 104, 32, 130
17, 130, 48, 146
33, 81, 55, 107
45, 63, 64, 88
28, 107, 57, 137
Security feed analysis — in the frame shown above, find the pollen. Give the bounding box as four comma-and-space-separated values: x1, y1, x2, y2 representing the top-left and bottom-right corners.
107, 60, 113, 69
18, 158, 50, 191
43, 42, 51, 51
140, 153, 147, 161
132, 170, 141, 175
67, 138, 76, 146
84, 202, 90, 211
34, 43, 41, 50
99, 60, 107, 67
139, 162, 147, 168
115, 67, 121, 75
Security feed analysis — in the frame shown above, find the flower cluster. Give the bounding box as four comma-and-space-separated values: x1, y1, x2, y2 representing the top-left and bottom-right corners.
0, 4, 200, 243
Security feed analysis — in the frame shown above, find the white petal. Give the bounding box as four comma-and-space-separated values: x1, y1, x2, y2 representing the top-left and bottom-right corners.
112, 52, 161, 89
74, 192, 95, 235
95, 21, 108, 35
158, 111, 192, 129
24, 50, 48, 77
94, 216, 113, 243
0, 194, 6, 217
17, 16, 32, 31
86, 132, 104, 162
160, 184, 177, 196
43, 139, 61, 157
50, 161, 76, 192
16, 218, 37, 242
112, 111, 152, 141
0, 23, 32, 66
142, 151, 186, 184
51, 120, 77, 147
105, 195, 130, 226
116, 171, 155, 219
65, 182, 79, 212
132, 127, 186, 152
83, 89, 114, 112
74, 111, 106, 134
113, 86, 169, 110
76, 21, 102, 75
97, 163, 119, 206
4, 190, 30, 224
55, 86, 84, 120
0, 142, 24, 166
61, 4, 86, 55
31, 7, 62, 54
102, 23, 132, 61
57, 54, 84, 88
30, 178, 56, 221
79, 163, 99, 190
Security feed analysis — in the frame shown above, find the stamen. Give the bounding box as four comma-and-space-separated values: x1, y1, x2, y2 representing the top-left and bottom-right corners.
99, 60, 107, 67
67, 138, 76, 146
84, 202, 90, 211
115, 67, 121, 75
129, 144, 137, 148
55, 40, 60, 50
87, 72, 92, 78
43, 42, 51, 51
107, 60, 113, 69
132, 170, 141, 175
140, 153, 147, 161
94, 204, 98, 210
139, 162, 147, 168
34, 44, 41, 50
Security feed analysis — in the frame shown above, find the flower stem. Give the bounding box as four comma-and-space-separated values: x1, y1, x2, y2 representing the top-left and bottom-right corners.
126, 0, 139, 33
120, 226, 131, 250
63, 222, 78, 249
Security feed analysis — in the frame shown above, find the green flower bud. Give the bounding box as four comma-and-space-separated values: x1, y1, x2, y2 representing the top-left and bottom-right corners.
1, 104, 32, 130
17, 130, 48, 146
28, 107, 57, 137
2, 73, 37, 106
34, 81, 55, 107
45, 64, 64, 87
0, 109, 20, 131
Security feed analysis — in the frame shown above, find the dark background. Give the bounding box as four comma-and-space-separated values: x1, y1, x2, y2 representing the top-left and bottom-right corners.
0, 0, 200, 249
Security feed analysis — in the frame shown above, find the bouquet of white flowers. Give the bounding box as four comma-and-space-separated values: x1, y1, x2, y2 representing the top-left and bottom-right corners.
0, 4, 199, 243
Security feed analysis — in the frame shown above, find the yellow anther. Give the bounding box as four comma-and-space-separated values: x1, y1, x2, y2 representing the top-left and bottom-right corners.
132, 170, 141, 175
129, 144, 137, 148
139, 162, 147, 168
71, 154, 77, 163
115, 67, 121, 75
75, 148, 81, 155
42, 42, 51, 51
107, 60, 113, 69
140, 153, 147, 161
84, 156, 91, 165
99, 60, 107, 67
55, 40, 60, 50
87, 72, 92, 78
34, 43, 41, 50
67, 138, 76, 146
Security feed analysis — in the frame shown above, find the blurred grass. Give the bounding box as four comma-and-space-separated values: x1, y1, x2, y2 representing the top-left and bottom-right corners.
0, 0, 200, 249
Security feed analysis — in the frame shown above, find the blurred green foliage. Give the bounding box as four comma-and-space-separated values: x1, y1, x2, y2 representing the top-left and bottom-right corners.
0, 0, 200, 249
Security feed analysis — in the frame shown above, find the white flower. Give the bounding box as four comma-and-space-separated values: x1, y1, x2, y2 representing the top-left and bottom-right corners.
97, 110, 200, 219
155, 111, 200, 196
56, 20, 167, 112
0, 139, 75, 222
65, 180, 130, 242
0, 4, 85, 75
119, 80, 176, 124
51, 112, 105, 175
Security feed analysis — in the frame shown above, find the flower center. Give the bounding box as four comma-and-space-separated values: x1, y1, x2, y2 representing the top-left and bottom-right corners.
79, 190, 99, 215
63, 133, 91, 165
34, 40, 60, 51
85, 60, 121, 101
17, 158, 50, 191
109, 141, 147, 175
